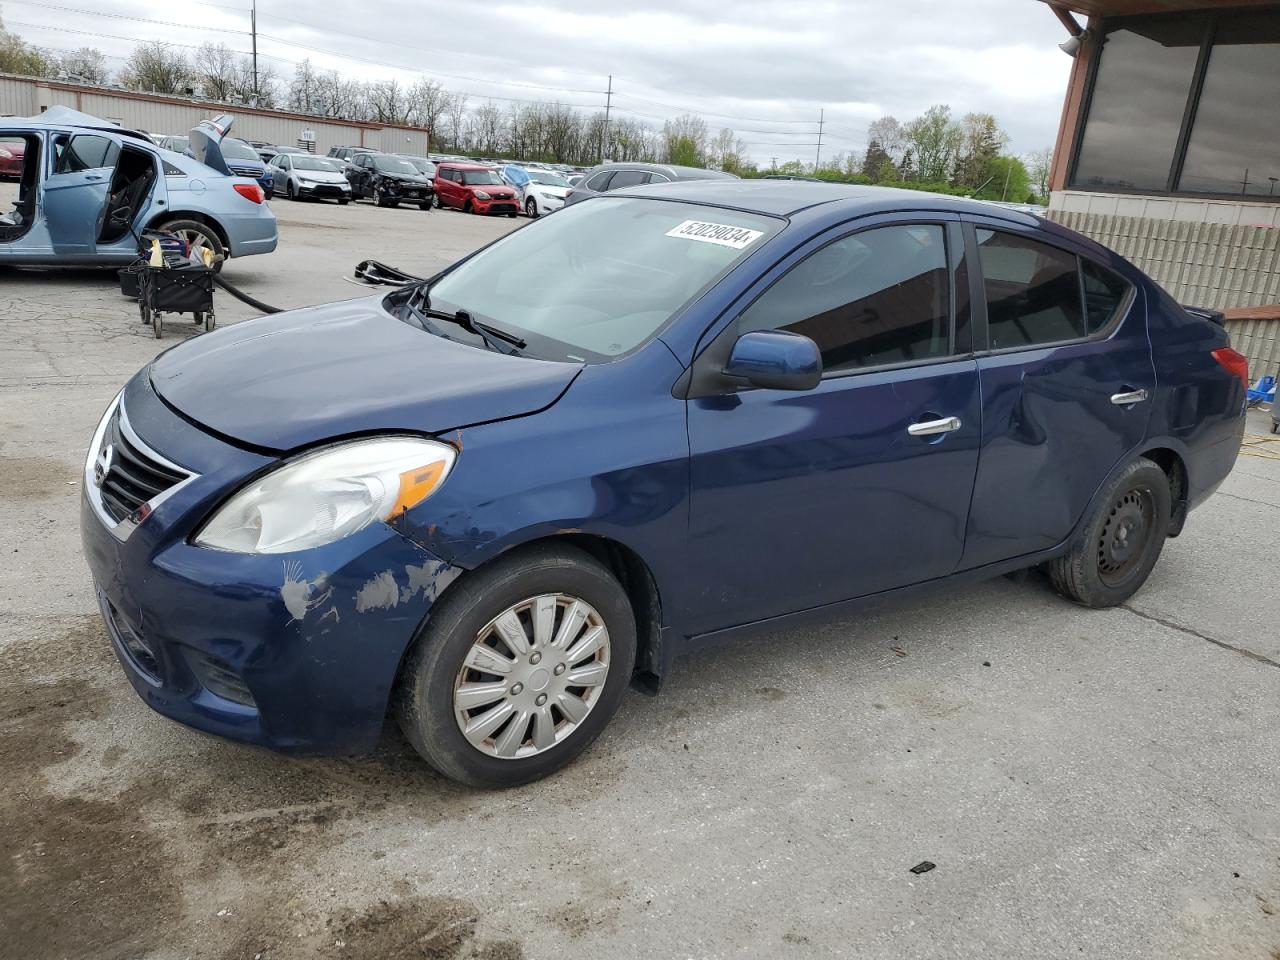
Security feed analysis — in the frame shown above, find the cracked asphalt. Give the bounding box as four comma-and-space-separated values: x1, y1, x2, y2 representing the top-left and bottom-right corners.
2, 195, 1279, 960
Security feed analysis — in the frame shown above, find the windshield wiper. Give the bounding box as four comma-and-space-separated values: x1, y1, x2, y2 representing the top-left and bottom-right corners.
408, 286, 527, 353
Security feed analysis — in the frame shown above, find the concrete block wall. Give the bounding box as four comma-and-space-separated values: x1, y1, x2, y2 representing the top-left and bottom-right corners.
1049, 210, 1280, 376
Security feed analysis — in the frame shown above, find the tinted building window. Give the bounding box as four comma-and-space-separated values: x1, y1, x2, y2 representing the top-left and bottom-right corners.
976, 230, 1084, 350
1081, 260, 1131, 334
739, 224, 950, 372
1178, 11, 1280, 197
1072, 17, 1204, 192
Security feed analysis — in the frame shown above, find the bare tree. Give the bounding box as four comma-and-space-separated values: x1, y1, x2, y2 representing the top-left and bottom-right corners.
193, 42, 239, 101
120, 41, 192, 95
408, 80, 452, 141
442, 93, 470, 151
866, 116, 905, 161
1027, 147, 1053, 199
58, 47, 109, 85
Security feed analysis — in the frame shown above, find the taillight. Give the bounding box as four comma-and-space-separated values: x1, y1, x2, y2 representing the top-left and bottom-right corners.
1211, 347, 1248, 388
233, 182, 265, 204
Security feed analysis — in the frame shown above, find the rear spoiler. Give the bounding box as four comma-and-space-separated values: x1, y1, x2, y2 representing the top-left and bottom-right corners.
1182, 305, 1226, 327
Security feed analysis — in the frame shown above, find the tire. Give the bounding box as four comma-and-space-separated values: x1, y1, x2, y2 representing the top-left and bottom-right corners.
464, 200, 474, 214
158, 219, 225, 274
286, 181, 297, 201
507, 212, 517, 218
525, 198, 538, 218
395, 544, 637, 788
1047, 457, 1172, 608
338, 197, 349, 206
204, 311, 216, 333
434, 193, 444, 209
152, 312, 163, 339
420, 201, 432, 211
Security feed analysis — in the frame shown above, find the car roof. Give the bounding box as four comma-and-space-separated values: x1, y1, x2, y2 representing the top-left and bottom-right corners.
607, 178, 1043, 223
586, 161, 739, 182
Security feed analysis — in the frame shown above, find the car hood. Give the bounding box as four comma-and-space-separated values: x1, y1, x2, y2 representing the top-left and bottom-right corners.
149, 297, 583, 451
297, 169, 349, 184
530, 184, 570, 199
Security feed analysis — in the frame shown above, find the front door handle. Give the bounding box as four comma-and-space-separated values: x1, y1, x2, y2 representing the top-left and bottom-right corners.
908, 416, 962, 437
1110, 388, 1148, 406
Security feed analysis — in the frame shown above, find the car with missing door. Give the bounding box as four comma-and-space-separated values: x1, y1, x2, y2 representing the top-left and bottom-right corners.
81, 181, 1246, 787
0, 108, 276, 268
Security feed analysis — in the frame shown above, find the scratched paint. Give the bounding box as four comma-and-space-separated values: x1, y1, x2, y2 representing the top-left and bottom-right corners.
281, 561, 334, 624
354, 570, 400, 613
400, 559, 457, 604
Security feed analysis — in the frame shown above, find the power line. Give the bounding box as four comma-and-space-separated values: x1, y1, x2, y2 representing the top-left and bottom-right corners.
612, 91, 819, 125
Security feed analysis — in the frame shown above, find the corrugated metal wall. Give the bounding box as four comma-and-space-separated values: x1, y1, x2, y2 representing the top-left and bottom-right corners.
1, 75, 428, 156
1049, 209, 1280, 375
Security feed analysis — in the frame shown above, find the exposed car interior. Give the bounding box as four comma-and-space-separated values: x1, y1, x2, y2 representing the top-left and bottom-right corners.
99, 146, 158, 244
0, 134, 40, 242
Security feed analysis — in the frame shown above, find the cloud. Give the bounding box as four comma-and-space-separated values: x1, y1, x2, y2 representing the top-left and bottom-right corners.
17, 0, 1073, 161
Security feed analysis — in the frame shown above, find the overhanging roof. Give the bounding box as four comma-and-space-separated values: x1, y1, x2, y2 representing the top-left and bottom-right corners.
1041, 0, 1277, 17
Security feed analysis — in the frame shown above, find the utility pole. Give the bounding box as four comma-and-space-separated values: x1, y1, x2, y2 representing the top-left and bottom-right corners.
251, 0, 259, 106
814, 108, 824, 172
601, 75, 613, 163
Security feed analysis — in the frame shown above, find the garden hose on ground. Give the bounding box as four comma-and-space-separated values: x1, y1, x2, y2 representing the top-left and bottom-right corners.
213, 275, 283, 314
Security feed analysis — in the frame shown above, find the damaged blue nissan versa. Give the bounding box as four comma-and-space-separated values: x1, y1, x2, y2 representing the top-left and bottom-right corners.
82, 181, 1248, 787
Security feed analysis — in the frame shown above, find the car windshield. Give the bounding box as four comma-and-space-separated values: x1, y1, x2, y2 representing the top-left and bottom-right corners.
404, 157, 436, 175
420, 198, 777, 361
528, 170, 571, 188
292, 156, 335, 171
221, 139, 260, 161
373, 156, 418, 175
461, 169, 504, 186
166, 136, 189, 153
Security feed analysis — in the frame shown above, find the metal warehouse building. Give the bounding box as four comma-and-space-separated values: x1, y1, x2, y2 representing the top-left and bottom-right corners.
0, 74, 429, 157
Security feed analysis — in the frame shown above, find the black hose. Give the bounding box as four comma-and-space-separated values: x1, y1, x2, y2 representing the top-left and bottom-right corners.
213, 275, 283, 314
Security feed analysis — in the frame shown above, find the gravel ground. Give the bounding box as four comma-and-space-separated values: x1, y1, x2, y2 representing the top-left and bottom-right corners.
2, 196, 1278, 960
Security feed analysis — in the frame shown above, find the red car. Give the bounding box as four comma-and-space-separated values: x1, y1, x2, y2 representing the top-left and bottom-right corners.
433, 162, 519, 216
0, 139, 25, 180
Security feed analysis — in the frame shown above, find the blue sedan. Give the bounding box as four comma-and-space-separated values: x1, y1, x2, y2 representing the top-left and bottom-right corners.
81, 181, 1248, 787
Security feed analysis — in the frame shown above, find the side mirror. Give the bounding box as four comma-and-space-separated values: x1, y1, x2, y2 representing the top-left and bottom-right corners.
724, 330, 822, 391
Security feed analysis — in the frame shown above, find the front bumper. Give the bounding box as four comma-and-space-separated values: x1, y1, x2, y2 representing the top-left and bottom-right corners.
80, 375, 461, 754
472, 196, 519, 215
299, 181, 351, 199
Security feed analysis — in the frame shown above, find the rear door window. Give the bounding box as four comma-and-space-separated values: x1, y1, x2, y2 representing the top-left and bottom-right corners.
605, 170, 650, 191
975, 229, 1085, 349
738, 223, 953, 373
57, 134, 119, 173
1081, 259, 1133, 334
584, 171, 613, 191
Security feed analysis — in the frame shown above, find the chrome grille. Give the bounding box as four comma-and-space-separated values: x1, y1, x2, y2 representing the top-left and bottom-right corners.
97, 410, 187, 524
86, 395, 198, 540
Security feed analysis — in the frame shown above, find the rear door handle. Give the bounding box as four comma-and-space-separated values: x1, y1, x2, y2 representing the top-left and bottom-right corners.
1110, 389, 1148, 406
908, 416, 962, 437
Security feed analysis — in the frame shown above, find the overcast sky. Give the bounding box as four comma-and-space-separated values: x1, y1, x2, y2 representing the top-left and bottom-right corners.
7, 0, 1074, 162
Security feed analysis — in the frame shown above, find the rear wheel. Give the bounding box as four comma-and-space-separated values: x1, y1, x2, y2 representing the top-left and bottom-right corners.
1047, 457, 1171, 608
158, 219, 225, 273
395, 544, 636, 787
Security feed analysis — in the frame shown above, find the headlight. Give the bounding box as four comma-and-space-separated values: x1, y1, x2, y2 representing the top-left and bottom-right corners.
473, 190, 491, 200
194, 437, 456, 554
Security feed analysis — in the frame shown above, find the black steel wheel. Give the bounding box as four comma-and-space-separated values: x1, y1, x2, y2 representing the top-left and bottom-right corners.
1047, 457, 1171, 608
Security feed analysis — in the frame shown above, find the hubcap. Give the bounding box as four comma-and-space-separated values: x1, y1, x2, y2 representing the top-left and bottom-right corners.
453, 594, 611, 760
1097, 488, 1153, 586
175, 228, 221, 264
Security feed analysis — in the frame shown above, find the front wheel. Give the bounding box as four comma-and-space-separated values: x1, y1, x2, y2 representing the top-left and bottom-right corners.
525, 198, 538, 218
395, 544, 636, 788
420, 201, 432, 211
1047, 457, 1171, 608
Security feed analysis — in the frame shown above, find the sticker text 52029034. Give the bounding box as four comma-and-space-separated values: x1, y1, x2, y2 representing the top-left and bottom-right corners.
665, 220, 764, 250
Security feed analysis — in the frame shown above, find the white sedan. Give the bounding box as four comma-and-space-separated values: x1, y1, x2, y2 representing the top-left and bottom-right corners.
501, 165, 574, 218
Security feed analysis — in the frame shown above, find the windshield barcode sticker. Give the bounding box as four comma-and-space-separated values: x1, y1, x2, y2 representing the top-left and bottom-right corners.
665, 220, 764, 250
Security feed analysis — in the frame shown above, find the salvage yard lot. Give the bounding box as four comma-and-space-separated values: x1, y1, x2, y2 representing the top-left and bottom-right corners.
2, 198, 1279, 960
